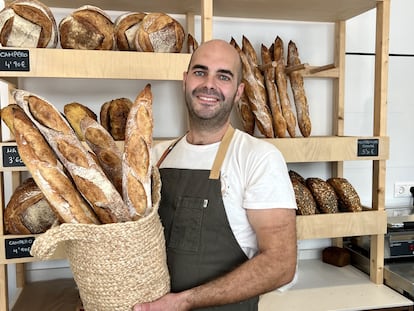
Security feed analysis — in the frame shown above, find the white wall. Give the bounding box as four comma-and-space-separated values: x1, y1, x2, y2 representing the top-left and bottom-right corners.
4, 0, 414, 306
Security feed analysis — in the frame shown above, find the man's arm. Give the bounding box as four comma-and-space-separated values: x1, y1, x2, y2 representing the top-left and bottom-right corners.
133, 208, 297, 311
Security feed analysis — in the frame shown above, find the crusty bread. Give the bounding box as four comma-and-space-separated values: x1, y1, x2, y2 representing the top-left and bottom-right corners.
59, 5, 114, 50
64, 102, 97, 141
274, 36, 296, 137
291, 179, 317, 215
123, 84, 153, 219
239, 50, 274, 138
14, 89, 131, 223
100, 97, 132, 141
114, 11, 146, 51
5, 177, 58, 234
261, 43, 287, 138
288, 170, 306, 185
135, 12, 184, 53
187, 33, 198, 53
327, 177, 362, 212
287, 40, 311, 137
236, 90, 255, 135
3, 104, 100, 224
0, 0, 57, 48
80, 116, 123, 194
306, 177, 338, 213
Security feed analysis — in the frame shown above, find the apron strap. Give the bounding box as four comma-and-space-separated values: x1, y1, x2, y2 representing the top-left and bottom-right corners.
209, 125, 235, 180
156, 134, 186, 168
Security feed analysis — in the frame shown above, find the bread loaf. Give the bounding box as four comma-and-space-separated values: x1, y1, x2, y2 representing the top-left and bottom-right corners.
123, 84, 153, 219
327, 177, 362, 212
261, 44, 287, 138
114, 11, 146, 51
5, 177, 58, 234
236, 90, 255, 135
135, 12, 184, 53
2, 104, 100, 224
187, 33, 198, 53
64, 102, 97, 141
306, 177, 338, 213
14, 89, 131, 224
59, 5, 114, 50
274, 36, 296, 137
287, 40, 311, 137
0, 0, 57, 48
100, 97, 132, 140
288, 170, 306, 185
80, 116, 123, 194
239, 50, 274, 138
242, 35, 264, 86
291, 179, 317, 215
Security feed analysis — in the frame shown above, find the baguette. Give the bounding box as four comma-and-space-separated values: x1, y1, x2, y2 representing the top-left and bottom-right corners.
236, 90, 255, 135
274, 36, 296, 137
123, 84, 153, 219
1, 104, 99, 224
242, 35, 264, 86
64, 102, 97, 141
14, 89, 131, 224
287, 40, 311, 137
239, 50, 274, 138
261, 44, 287, 138
80, 116, 123, 194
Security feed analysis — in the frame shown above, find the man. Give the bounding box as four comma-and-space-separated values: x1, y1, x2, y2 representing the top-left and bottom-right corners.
133, 39, 297, 311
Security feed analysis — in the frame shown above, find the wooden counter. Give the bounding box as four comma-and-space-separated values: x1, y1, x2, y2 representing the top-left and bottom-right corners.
259, 260, 413, 311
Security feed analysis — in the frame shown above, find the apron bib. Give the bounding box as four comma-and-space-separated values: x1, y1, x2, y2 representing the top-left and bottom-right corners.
157, 126, 258, 311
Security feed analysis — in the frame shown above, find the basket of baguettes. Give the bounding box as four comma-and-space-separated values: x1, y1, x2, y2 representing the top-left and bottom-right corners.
1, 84, 169, 311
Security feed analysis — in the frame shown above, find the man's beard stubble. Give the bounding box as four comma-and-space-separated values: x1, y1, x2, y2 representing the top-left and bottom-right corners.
185, 86, 236, 131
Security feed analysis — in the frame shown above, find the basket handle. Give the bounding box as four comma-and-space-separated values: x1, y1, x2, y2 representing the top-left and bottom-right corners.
30, 223, 92, 260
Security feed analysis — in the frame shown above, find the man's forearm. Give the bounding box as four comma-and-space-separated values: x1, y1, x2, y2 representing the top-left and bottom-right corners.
181, 248, 296, 310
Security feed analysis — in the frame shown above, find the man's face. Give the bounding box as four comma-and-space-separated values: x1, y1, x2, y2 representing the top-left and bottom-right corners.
183, 41, 244, 129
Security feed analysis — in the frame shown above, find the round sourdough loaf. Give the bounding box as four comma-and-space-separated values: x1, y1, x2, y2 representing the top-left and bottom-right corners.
0, 0, 57, 48
5, 178, 58, 234
114, 11, 146, 51
59, 5, 114, 50
135, 12, 184, 53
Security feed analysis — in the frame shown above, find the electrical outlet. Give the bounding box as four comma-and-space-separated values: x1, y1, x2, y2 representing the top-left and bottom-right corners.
394, 182, 414, 198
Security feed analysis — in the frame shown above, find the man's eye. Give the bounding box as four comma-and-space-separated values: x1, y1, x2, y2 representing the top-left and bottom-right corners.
194, 71, 205, 76
219, 75, 230, 81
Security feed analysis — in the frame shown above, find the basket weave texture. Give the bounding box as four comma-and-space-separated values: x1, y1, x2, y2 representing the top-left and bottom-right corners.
31, 196, 170, 311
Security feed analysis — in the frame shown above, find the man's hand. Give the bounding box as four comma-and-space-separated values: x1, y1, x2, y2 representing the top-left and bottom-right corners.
132, 292, 190, 311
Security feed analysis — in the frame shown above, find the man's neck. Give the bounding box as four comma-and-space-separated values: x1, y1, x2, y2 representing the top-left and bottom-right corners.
186, 123, 230, 145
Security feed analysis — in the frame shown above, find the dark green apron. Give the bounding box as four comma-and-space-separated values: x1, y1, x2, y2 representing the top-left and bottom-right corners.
157, 126, 259, 311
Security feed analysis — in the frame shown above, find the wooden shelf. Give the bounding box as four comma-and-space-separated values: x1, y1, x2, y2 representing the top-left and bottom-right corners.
5, 0, 378, 22
0, 210, 387, 264
0, 49, 191, 80
0, 136, 389, 173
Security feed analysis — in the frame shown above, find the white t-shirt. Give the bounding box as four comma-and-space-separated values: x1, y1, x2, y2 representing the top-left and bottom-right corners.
153, 129, 297, 259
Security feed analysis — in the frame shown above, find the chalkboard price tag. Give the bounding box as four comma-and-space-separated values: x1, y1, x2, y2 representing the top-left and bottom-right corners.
5, 237, 34, 259
2, 145, 25, 167
0, 49, 30, 71
357, 139, 379, 157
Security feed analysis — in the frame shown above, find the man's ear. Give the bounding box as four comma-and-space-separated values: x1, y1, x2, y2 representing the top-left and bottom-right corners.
235, 82, 245, 102
183, 71, 188, 91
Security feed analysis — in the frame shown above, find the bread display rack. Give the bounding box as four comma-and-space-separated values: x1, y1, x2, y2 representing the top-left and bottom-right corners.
0, 0, 399, 310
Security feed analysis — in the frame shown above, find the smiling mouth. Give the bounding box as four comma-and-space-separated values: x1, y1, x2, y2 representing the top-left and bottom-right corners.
198, 95, 219, 103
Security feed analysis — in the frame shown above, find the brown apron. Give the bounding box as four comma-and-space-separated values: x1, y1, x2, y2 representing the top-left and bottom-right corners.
157, 126, 259, 311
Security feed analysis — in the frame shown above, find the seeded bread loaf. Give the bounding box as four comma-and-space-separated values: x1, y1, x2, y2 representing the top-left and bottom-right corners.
306, 177, 338, 213
327, 177, 363, 212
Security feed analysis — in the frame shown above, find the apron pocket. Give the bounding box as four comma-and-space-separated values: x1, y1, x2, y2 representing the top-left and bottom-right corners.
169, 196, 208, 252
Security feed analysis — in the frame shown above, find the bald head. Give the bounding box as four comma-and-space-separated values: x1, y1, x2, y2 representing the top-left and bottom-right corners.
187, 39, 243, 84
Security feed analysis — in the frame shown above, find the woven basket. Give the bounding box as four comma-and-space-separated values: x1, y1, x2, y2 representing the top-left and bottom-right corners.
30, 171, 170, 311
